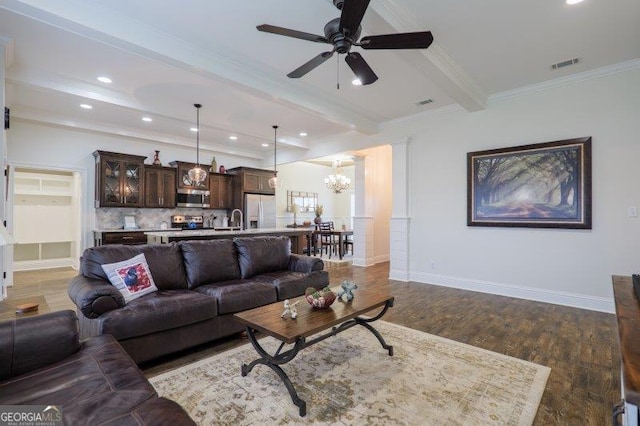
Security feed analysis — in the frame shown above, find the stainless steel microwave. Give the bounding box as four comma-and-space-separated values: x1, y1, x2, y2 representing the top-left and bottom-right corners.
176, 189, 210, 208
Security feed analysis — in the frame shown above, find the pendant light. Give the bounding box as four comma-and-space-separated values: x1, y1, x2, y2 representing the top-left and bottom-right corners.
325, 159, 351, 194
188, 103, 208, 185
268, 125, 279, 189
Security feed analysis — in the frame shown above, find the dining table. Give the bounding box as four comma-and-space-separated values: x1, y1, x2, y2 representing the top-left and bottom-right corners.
313, 229, 353, 260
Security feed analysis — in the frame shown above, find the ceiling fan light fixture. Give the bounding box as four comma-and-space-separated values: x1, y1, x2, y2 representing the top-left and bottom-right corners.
188, 103, 208, 185
566, 0, 584, 4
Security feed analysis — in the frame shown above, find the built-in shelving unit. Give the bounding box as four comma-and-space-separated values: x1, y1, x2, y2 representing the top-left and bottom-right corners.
13, 170, 78, 271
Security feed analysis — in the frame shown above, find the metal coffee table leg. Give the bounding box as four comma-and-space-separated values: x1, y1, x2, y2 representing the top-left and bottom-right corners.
241, 328, 307, 417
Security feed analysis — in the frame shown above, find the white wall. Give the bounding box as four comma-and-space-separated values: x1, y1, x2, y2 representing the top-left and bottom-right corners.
275, 161, 354, 228
392, 68, 640, 311
6, 121, 261, 250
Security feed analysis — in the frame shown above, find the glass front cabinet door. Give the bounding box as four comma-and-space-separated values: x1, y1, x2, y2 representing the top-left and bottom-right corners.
94, 151, 147, 208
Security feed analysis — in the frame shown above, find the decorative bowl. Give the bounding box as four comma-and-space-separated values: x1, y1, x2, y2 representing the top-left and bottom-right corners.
304, 287, 337, 309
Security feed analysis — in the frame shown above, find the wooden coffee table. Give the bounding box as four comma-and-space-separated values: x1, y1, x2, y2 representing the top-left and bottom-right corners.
233, 288, 394, 417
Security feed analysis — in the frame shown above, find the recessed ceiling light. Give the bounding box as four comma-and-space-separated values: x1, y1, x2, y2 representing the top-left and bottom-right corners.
352, 78, 362, 86
142, 117, 152, 122
299, 132, 307, 137
262, 143, 269, 147
566, 0, 584, 4
80, 104, 93, 109
97, 76, 112, 83
190, 127, 198, 132
229, 136, 238, 140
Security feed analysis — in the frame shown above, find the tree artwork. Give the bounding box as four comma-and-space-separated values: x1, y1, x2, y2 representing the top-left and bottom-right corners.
468, 137, 592, 229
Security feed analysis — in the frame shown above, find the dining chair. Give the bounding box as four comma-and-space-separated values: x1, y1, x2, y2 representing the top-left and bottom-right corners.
343, 233, 353, 255
318, 221, 339, 258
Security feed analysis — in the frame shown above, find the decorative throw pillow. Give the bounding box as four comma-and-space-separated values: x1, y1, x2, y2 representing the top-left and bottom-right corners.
101, 253, 158, 303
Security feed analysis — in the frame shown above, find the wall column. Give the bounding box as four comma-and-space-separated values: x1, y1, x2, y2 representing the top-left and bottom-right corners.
389, 139, 410, 281
352, 155, 375, 266
0, 40, 8, 298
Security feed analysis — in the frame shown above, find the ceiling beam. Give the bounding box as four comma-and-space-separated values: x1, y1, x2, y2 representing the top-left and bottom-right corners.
0, 0, 380, 134
369, 0, 487, 112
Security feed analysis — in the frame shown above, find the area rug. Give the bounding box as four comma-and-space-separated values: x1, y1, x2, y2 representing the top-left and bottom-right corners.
149, 321, 550, 425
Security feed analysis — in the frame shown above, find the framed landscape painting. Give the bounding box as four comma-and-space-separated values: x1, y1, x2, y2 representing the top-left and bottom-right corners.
467, 137, 592, 229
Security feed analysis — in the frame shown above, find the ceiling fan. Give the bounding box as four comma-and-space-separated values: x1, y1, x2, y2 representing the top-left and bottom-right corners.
257, 0, 434, 86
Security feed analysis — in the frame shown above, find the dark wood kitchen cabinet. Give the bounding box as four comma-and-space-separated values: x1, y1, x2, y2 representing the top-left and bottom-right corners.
95, 231, 148, 246
169, 161, 210, 191
94, 151, 146, 208
227, 167, 275, 195
144, 166, 176, 208
209, 173, 232, 209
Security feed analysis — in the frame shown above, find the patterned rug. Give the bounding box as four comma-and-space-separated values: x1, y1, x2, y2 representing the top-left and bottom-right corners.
149, 321, 550, 425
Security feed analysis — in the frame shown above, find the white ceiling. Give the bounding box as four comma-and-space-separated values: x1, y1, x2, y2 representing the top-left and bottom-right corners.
1, 0, 638, 162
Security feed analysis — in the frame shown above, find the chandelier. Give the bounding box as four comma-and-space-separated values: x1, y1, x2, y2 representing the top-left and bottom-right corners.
324, 160, 351, 194
188, 103, 208, 184
268, 125, 280, 189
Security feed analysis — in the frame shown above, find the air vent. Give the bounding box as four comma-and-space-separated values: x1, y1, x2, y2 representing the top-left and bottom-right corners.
416, 99, 433, 106
550, 57, 582, 70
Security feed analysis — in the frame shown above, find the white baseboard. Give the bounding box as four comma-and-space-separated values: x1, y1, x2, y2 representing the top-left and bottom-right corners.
13, 258, 76, 272
389, 269, 409, 281
410, 271, 614, 313
375, 254, 390, 264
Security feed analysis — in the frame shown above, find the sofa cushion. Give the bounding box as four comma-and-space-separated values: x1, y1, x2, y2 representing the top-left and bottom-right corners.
0, 334, 157, 425
179, 240, 240, 289
234, 236, 291, 279
81, 243, 188, 290
254, 270, 329, 300
99, 290, 218, 340
0, 310, 81, 381
194, 280, 277, 314
101, 254, 158, 303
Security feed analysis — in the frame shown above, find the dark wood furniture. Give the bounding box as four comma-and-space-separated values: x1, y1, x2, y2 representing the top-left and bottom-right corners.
314, 228, 354, 260
144, 166, 176, 208
0, 295, 49, 322
209, 173, 232, 209
169, 161, 210, 190
227, 167, 275, 195
93, 151, 146, 208
613, 275, 640, 425
94, 230, 148, 246
317, 221, 339, 258
233, 288, 394, 417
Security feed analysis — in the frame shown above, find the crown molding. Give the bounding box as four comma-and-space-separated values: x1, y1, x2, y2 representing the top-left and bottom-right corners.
490, 59, 640, 102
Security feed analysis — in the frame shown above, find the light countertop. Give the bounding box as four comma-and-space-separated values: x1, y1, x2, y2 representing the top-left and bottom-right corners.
144, 227, 312, 237
95, 228, 182, 233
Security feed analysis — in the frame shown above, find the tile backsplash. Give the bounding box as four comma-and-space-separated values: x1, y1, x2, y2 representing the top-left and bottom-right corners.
96, 208, 231, 230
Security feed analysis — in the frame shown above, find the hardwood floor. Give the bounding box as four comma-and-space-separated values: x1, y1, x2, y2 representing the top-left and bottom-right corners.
2, 262, 619, 425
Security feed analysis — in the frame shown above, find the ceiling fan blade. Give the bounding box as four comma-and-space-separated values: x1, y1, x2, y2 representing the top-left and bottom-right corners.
339, 0, 370, 38
287, 51, 335, 78
257, 24, 329, 43
360, 31, 434, 50
345, 52, 378, 85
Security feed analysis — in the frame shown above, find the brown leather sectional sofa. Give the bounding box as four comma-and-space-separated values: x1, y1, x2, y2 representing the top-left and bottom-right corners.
0, 310, 195, 425
68, 236, 329, 364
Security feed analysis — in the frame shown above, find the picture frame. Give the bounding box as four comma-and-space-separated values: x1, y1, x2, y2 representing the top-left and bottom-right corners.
467, 137, 592, 229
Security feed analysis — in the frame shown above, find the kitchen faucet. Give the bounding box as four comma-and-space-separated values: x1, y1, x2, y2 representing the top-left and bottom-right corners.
231, 209, 243, 230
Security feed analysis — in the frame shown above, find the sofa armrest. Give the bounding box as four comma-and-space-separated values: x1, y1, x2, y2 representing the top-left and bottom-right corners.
68, 274, 125, 319
288, 254, 324, 273
0, 310, 81, 381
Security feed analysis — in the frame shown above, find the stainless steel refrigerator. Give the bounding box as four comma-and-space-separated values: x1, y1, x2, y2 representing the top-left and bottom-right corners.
245, 194, 276, 229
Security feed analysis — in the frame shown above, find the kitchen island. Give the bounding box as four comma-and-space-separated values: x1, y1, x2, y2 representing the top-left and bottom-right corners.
145, 228, 313, 255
